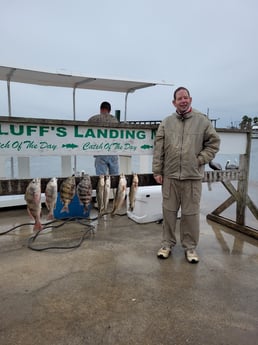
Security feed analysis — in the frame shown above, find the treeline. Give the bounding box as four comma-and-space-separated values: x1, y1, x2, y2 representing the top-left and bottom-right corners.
239, 116, 258, 129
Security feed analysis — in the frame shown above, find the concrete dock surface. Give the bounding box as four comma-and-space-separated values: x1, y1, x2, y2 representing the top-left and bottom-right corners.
1, 184, 258, 345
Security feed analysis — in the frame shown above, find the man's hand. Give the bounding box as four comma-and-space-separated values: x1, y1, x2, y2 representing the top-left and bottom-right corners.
154, 174, 163, 184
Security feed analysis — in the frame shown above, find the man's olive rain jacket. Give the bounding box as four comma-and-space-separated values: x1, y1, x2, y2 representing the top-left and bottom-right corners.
152, 109, 221, 180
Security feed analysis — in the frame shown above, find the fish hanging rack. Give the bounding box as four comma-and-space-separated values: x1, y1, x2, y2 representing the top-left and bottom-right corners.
0, 170, 242, 196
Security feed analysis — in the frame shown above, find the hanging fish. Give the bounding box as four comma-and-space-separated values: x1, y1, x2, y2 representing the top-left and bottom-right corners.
96, 175, 105, 215
77, 173, 92, 213
60, 176, 76, 213
128, 173, 138, 212
111, 173, 127, 216
103, 175, 111, 213
24, 178, 42, 231
45, 177, 58, 220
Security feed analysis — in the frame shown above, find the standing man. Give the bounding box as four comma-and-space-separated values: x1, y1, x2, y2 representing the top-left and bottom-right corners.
152, 87, 220, 263
88, 101, 119, 175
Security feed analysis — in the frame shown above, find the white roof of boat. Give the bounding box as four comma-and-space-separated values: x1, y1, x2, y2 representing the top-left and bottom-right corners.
0, 65, 172, 93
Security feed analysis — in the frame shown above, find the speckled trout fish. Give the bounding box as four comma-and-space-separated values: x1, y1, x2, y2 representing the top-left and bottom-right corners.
103, 175, 111, 213
96, 175, 105, 215
60, 176, 76, 213
128, 173, 138, 212
111, 173, 127, 216
77, 173, 92, 213
45, 177, 58, 220
24, 178, 42, 231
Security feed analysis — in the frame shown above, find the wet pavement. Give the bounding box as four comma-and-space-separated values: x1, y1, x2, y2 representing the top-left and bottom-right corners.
1, 186, 258, 345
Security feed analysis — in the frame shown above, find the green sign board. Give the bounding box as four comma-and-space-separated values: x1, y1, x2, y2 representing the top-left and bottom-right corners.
0, 121, 156, 156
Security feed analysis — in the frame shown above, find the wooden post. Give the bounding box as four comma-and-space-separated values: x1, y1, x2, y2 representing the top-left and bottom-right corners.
236, 131, 252, 225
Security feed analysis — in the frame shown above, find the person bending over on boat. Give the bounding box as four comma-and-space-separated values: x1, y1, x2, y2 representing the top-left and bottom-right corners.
152, 87, 220, 263
88, 101, 119, 175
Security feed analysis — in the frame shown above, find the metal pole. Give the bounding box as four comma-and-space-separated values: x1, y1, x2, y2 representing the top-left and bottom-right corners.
124, 92, 129, 122
73, 87, 76, 121
7, 80, 12, 117
6, 68, 16, 117
7, 79, 14, 177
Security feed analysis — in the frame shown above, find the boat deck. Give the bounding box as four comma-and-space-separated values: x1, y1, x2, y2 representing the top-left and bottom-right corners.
0, 184, 258, 345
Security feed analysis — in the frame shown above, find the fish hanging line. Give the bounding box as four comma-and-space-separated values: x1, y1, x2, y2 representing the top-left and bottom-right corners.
0, 217, 96, 251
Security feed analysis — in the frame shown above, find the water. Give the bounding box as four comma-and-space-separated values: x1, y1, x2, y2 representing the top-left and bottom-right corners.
4, 154, 144, 178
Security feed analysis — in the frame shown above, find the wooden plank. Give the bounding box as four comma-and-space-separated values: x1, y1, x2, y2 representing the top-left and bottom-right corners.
236, 155, 248, 225
210, 195, 235, 215
246, 195, 258, 219
206, 217, 258, 246
221, 180, 240, 201
206, 214, 258, 240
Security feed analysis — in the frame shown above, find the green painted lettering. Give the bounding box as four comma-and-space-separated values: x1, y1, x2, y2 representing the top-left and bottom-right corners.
10, 124, 24, 136
97, 128, 108, 138
151, 129, 156, 140
136, 130, 146, 139
74, 125, 83, 138
85, 129, 96, 138
125, 130, 135, 139
110, 130, 119, 138
0, 125, 8, 135
39, 126, 50, 136
26, 125, 37, 136
56, 127, 67, 137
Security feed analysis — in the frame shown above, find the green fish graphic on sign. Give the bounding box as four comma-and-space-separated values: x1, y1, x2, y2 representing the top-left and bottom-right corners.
140, 144, 153, 150
62, 143, 79, 149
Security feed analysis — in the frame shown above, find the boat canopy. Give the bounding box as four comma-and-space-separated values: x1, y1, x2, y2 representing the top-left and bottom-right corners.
0, 65, 173, 120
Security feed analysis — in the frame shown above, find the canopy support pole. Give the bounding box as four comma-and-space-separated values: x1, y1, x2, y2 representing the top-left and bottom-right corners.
73, 87, 76, 121
6, 68, 16, 178
124, 92, 129, 122
6, 68, 16, 117
7, 80, 12, 117
72, 78, 96, 172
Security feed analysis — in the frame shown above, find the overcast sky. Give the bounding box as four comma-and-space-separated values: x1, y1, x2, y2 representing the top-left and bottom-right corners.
0, 0, 257, 127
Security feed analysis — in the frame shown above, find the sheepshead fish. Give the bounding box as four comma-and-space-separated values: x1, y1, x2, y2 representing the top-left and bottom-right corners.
24, 178, 42, 231
45, 177, 58, 220
77, 173, 92, 213
60, 176, 76, 213
96, 175, 105, 215
103, 175, 111, 212
111, 173, 127, 216
128, 173, 138, 212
